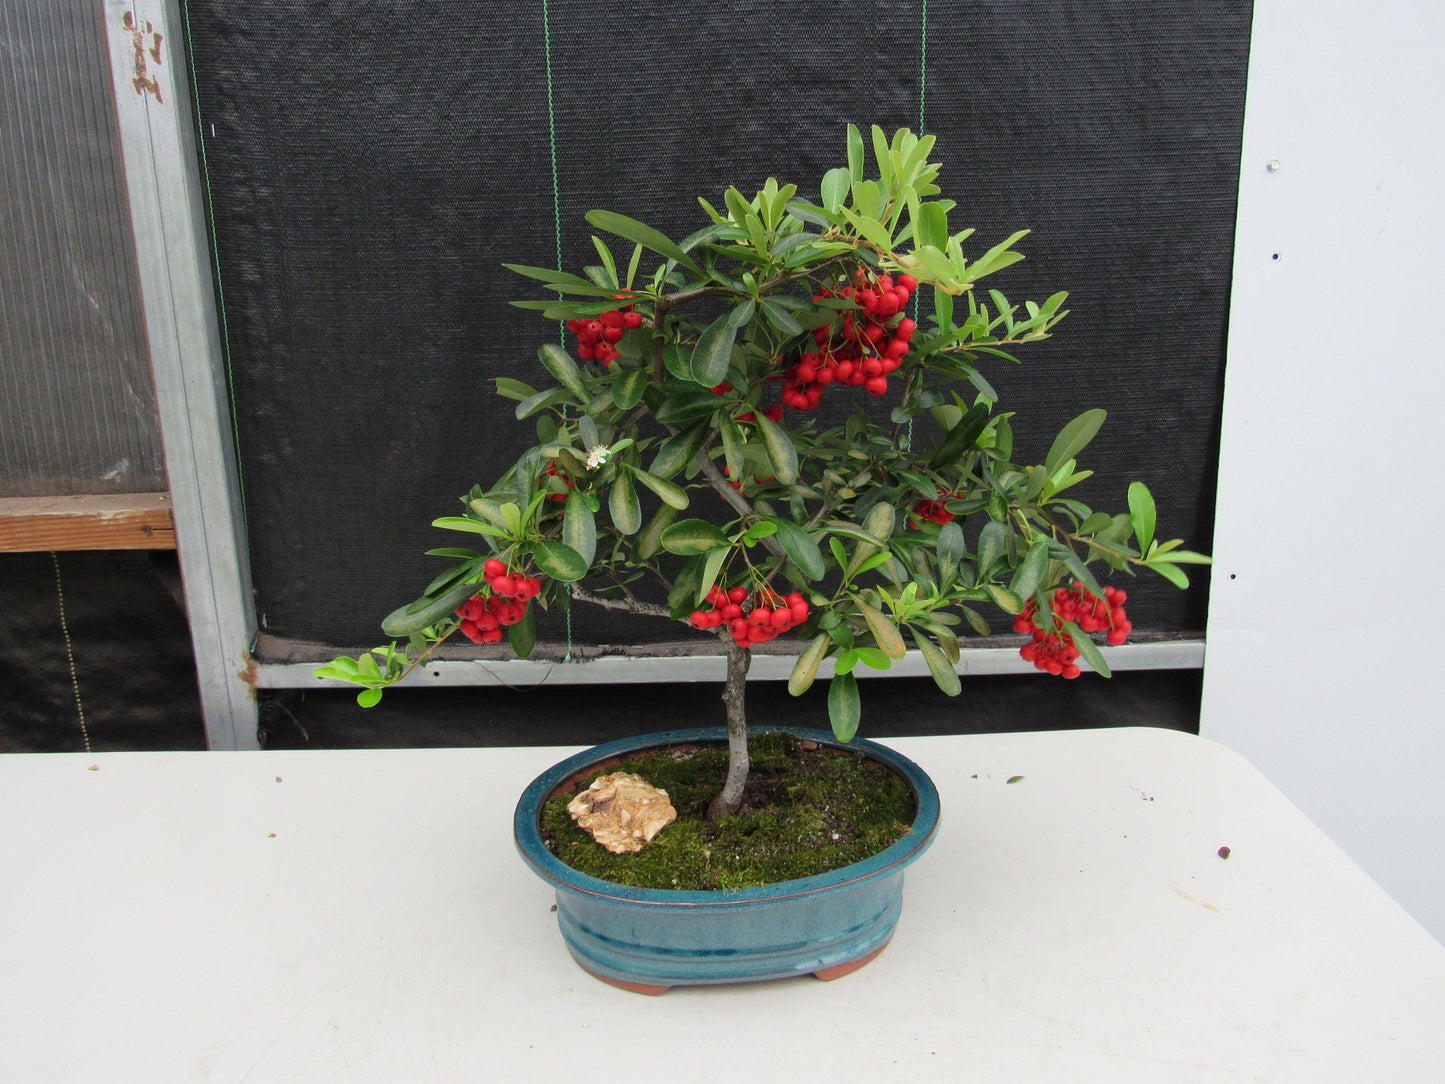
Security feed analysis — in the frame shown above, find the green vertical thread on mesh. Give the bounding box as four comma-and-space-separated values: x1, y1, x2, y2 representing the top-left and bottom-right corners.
180, 2, 250, 532
540, 0, 574, 659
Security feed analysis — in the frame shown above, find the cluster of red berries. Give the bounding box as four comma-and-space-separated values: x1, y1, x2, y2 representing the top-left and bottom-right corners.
782, 270, 918, 410
687, 586, 811, 648
1012, 583, 1132, 678
911, 492, 962, 527
566, 305, 645, 366
454, 559, 542, 644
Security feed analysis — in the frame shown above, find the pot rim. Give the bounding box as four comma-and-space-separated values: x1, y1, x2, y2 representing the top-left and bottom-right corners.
513, 726, 940, 908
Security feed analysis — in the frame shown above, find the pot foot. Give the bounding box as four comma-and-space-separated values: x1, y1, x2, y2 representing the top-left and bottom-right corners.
584, 968, 670, 996
812, 944, 886, 981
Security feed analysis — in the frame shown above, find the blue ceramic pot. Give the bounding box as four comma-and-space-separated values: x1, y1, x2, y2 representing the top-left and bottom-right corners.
513, 727, 940, 993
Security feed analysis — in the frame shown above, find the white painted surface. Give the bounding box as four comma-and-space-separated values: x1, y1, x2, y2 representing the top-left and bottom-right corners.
1202, 2, 1445, 940
2, 729, 1441, 1082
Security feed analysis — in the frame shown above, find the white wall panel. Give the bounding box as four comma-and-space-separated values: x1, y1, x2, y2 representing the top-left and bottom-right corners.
1204, 0, 1445, 941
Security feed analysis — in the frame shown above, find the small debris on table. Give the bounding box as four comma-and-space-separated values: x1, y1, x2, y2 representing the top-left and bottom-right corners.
1218, 845, 1231, 859
1006, 775, 1025, 785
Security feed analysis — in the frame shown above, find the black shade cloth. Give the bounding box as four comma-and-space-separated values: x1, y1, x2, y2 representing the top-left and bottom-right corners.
181, 1, 1249, 652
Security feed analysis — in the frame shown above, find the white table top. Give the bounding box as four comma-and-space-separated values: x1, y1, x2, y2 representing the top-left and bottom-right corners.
2, 727, 1441, 1082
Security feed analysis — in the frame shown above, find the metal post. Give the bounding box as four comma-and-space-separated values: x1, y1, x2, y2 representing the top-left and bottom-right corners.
102, 0, 259, 749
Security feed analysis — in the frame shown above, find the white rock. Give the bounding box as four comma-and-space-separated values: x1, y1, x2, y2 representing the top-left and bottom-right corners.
567, 772, 677, 854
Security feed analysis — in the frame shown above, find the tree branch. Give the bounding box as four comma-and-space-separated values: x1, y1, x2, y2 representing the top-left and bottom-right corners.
569, 584, 674, 619
692, 450, 790, 563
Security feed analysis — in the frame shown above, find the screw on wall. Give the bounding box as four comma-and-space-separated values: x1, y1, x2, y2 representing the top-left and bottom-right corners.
1266, 159, 1282, 172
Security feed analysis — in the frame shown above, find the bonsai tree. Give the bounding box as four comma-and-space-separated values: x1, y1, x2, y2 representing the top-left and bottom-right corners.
317, 125, 1206, 818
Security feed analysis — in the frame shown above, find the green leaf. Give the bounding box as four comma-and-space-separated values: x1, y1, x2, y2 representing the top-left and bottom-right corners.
653, 387, 721, 426
515, 386, 574, 420
911, 628, 961, 696
381, 580, 478, 638
985, 584, 1024, 615
1044, 409, 1107, 477
425, 555, 484, 596
509, 603, 536, 659
690, 544, 726, 607
770, 518, 826, 580
609, 474, 642, 535
537, 343, 591, 401
820, 167, 851, 213
853, 647, 893, 671
1150, 548, 1212, 565
759, 298, 804, 339
846, 123, 864, 182
855, 597, 906, 660
863, 501, 896, 542
577, 413, 601, 449
827, 671, 861, 742
640, 424, 701, 481
1047, 540, 1103, 598
1063, 619, 1112, 677
613, 366, 649, 409
789, 633, 832, 696
584, 209, 701, 274
1146, 560, 1190, 588
825, 521, 890, 548
431, 516, 507, 538
530, 540, 587, 582
661, 518, 731, 555
356, 688, 383, 708
502, 263, 620, 297
493, 377, 537, 402
719, 416, 745, 480
1128, 481, 1157, 555
755, 412, 799, 484
631, 467, 690, 510
976, 521, 1006, 579
562, 492, 597, 565
634, 503, 678, 561
690, 311, 738, 387
1009, 538, 1050, 600
935, 521, 964, 585
927, 403, 991, 469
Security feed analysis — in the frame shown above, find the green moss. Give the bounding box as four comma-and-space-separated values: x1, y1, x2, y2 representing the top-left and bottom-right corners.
538, 731, 916, 891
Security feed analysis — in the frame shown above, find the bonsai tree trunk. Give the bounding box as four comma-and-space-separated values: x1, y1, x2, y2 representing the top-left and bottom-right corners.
707, 641, 751, 820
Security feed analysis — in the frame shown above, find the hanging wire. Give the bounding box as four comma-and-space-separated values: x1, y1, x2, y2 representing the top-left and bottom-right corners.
50, 553, 91, 752
540, 0, 574, 661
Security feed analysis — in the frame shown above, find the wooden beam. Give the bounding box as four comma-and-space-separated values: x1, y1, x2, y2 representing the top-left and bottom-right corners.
0, 493, 176, 552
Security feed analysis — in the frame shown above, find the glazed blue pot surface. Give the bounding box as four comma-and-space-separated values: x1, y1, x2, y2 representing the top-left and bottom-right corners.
513, 727, 940, 988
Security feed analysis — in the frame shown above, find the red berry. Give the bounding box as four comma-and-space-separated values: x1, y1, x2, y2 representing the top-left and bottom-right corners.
728, 587, 748, 604
483, 559, 506, 578
865, 376, 889, 396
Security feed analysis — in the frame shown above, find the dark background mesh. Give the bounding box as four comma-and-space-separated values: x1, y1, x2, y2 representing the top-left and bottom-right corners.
181, 1, 1249, 654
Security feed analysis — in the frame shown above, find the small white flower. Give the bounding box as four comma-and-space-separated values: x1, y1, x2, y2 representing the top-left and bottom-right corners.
585, 444, 610, 470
